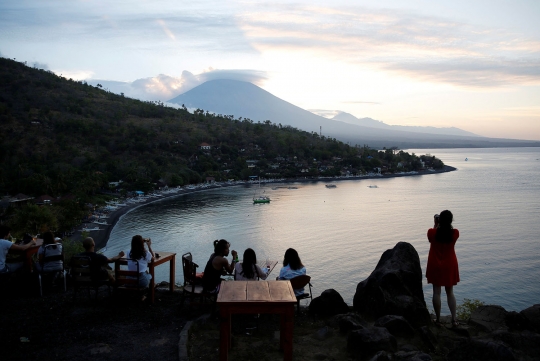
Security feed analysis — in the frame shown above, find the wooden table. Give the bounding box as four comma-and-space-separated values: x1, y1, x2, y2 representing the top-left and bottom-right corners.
217, 280, 297, 361
117, 251, 176, 304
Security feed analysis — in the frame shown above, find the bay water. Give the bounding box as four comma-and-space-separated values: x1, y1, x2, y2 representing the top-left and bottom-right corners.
105, 147, 540, 313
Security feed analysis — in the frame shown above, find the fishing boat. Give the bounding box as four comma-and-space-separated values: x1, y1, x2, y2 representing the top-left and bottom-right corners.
93, 220, 109, 226
367, 185, 378, 188
325, 184, 337, 188
82, 226, 102, 232
253, 177, 271, 204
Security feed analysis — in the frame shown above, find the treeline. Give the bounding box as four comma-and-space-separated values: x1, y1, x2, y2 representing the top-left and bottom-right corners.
0, 57, 443, 204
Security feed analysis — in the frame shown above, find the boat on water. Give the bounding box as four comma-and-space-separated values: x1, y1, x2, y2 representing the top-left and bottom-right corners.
367, 185, 378, 188
325, 184, 337, 188
82, 226, 102, 232
253, 177, 271, 204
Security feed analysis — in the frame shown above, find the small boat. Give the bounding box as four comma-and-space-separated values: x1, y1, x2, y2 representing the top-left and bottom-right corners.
253, 196, 271, 204
253, 177, 271, 204
288, 187, 298, 190
367, 185, 378, 188
82, 226, 102, 232
93, 220, 109, 226
325, 184, 337, 188
465, 158, 468, 161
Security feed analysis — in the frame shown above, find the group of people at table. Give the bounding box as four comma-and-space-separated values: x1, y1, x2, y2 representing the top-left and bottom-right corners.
0, 225, 154, 289
0, 223, 308, 296
201, 239, 307, 296
2, 208, 460, 327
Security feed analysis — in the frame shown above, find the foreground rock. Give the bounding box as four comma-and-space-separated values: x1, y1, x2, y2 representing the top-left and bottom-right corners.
309, 288, 350, 316
353, 242, 431, 327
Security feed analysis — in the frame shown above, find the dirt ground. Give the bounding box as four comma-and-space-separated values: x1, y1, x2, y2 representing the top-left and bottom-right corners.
1, 273, 351, 361
188, 312, 351, 361
1, 275, 452, 361
0, 276, 206, 361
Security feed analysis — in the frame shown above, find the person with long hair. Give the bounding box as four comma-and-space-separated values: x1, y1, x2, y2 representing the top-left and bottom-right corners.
426, 210, 460, 327
202, 239, 237, 292
234, 248, 269, 281
278, 248, 306, 296
35, 231, 63, 272
127, 235, 155, 288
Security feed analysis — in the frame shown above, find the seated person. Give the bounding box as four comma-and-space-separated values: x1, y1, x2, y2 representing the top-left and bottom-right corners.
234, 248, 269, 281
0, 225, 36, 274
35, 231, 63, 272
79, 237, 125, 283
278, 248, 307, 296
126, 235, 154, 288
202, 239, 237, 292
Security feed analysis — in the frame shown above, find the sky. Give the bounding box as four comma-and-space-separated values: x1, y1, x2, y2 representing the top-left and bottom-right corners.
1, 0, 540, 140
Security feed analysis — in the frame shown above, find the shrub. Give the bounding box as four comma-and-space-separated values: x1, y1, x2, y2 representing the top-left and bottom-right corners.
61, 238, 84, 266
457, 298, 485, 320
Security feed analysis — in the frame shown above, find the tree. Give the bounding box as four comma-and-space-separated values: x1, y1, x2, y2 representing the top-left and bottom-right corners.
9, 204, 58, 237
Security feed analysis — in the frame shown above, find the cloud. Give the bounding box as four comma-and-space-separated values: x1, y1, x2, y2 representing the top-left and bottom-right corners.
382, 57, 540, 87
237, 3, 540, 88
308, 109, 340, 118
0, 2, 257, 54
54, 69, 94, 80
31, 61, 49, 70
341, 101, 380, 105
89, 68, 268, 101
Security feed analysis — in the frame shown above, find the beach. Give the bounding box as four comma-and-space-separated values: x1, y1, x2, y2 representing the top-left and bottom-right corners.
83, 165, 456, 250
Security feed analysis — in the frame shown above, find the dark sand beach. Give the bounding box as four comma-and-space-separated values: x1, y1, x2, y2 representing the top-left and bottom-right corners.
84, 166, 456, 250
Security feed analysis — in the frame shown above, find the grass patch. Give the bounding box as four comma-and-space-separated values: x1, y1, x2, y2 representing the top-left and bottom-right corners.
457, 298, 485, 320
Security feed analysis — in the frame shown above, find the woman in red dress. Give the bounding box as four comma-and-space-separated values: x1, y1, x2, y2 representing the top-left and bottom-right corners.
426, 210, 460, 327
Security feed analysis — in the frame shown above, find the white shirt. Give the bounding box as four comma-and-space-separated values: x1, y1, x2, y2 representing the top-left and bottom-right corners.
127, 250, 152, 273
0, 239, 12, 271
234, 262, 269, 281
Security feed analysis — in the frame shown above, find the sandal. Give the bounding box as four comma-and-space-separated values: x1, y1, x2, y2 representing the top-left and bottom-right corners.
451, 320, 460, 328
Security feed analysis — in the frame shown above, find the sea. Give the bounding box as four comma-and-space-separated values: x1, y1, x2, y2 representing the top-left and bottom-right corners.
105, 147, 540, 313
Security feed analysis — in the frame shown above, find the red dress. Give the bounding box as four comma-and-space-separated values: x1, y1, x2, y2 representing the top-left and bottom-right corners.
426, 228, 460, 286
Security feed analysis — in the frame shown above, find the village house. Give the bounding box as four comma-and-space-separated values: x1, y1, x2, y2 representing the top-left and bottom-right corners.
199, 142, 211, 150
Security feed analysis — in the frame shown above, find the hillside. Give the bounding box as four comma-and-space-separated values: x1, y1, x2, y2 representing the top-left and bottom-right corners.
0, 57, 436, 203
169, 79, 540, 148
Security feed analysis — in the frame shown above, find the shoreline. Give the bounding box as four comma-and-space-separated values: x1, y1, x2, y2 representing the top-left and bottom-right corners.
80, 165, 456, 250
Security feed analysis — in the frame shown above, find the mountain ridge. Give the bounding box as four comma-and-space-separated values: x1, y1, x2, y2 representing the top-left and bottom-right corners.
169, 79, 539, 148
330, 111, 479, 137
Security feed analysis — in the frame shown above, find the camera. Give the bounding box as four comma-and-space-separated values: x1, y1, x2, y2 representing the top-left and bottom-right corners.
144, 238, 151, 243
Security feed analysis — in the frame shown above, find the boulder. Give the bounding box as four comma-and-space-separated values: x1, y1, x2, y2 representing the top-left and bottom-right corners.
419, 326, 437, 351
353, 242, 430, 327
520, 304, 540, 332
309, 289, 350, 317
447, 339, 516, 361
347, 327, 398, 358
333, 312, 368, 333
393, 350, 433, 360
505, 311, 529, 331
469, 305, 508, 332
374, 315, 415, 338
491, 329, 540, 359
367, 351, 391, 361
312, 326, 333, 341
